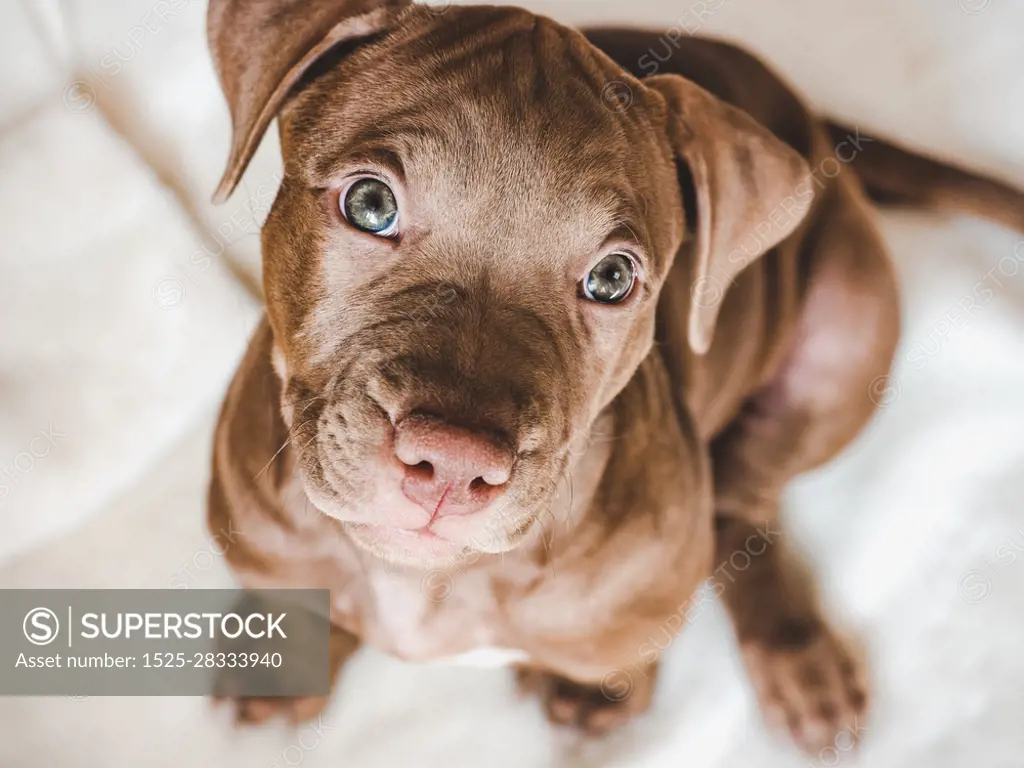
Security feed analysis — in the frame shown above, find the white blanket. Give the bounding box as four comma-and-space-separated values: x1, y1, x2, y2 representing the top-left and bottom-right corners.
1, 0, 1022, 765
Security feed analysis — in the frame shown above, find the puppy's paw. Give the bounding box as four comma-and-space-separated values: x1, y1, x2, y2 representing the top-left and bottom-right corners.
212, 659, 329, 726
516, 666, 655, 735
208, 595, 348, 728
215, 693, 329, 726
742, 618, 868, 754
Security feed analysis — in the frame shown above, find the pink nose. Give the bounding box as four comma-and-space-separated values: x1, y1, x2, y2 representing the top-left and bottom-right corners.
393, 416, 513, 518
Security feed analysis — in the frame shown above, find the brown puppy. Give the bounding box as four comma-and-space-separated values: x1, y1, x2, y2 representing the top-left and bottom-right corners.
206, 0, 1024, 752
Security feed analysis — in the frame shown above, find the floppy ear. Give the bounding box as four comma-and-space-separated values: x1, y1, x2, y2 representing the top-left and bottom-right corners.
208, 0, 410, 203
645, 74, 813, 355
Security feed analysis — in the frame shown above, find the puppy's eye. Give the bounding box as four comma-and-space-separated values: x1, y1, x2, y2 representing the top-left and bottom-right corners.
582, 253, 636, 304
342, 178, 398, 236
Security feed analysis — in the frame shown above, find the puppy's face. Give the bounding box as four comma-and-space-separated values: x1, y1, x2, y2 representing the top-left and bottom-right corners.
261, 8, 685, 566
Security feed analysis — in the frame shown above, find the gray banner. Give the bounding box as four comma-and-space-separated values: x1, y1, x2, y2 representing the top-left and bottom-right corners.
1, 589, 330, 696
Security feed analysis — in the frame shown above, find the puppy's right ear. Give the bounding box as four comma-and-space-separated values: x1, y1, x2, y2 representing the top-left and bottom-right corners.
645, 75, 811, 355
208, 0, 410, 203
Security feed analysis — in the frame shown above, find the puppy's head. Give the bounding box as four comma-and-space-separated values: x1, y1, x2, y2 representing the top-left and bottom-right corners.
209, 0, 810, 567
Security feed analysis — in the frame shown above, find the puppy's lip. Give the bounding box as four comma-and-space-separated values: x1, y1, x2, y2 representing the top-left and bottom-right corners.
352, 523, 469, 563
391, 525, 443, 542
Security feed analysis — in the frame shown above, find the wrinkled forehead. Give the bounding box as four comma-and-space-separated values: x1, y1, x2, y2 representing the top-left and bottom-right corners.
285, 6, 673, 251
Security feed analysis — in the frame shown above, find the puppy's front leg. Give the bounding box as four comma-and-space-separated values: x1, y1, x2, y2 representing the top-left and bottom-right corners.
713, 513, 867, 751
208, 319, 365, 725
711, 380, 873, 751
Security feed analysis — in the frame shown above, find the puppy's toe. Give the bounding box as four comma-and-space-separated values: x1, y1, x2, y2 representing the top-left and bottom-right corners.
742, 620, 869, 754
218, 694, 329, 726
517, 667, 655, 736
513, 665, 547, 698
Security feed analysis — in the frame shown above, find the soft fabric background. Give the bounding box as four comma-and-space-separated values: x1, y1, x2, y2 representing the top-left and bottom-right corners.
1, 0, 1023, 765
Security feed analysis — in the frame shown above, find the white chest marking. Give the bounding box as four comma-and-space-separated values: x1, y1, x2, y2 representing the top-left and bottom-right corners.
426, 646, 531, 668
363, 569, 530, 667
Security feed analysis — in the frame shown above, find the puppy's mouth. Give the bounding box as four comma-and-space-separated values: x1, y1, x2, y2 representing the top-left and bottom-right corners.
344, 522, 475, 568
304, 462, 553, 567
284, 389, 563, 567
340, 497, 547, 569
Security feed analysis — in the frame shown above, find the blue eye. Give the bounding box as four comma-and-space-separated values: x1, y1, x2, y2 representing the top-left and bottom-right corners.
342, 178, 399, 236
582, 253, 636, 304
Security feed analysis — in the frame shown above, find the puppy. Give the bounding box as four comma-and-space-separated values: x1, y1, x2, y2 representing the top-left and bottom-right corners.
206, 0, 1024, 750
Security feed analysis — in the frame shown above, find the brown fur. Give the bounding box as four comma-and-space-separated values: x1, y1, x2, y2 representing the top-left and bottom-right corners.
205, 1, 1023, 752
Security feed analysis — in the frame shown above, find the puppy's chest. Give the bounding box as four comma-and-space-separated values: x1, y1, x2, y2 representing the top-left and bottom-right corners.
355, 567, 529, 668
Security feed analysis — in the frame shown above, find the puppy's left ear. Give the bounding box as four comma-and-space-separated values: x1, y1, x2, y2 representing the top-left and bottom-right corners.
645, 74, 812, 355
208, 0, 411, 203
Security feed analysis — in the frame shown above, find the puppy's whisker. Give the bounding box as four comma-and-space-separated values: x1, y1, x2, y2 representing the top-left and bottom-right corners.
289, 395, 324, 410
289, 415, 319, 437
302, 494, 319, 524
254, 435, 293, 481
533, 507, 559, 579
290, 417, 320, 440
